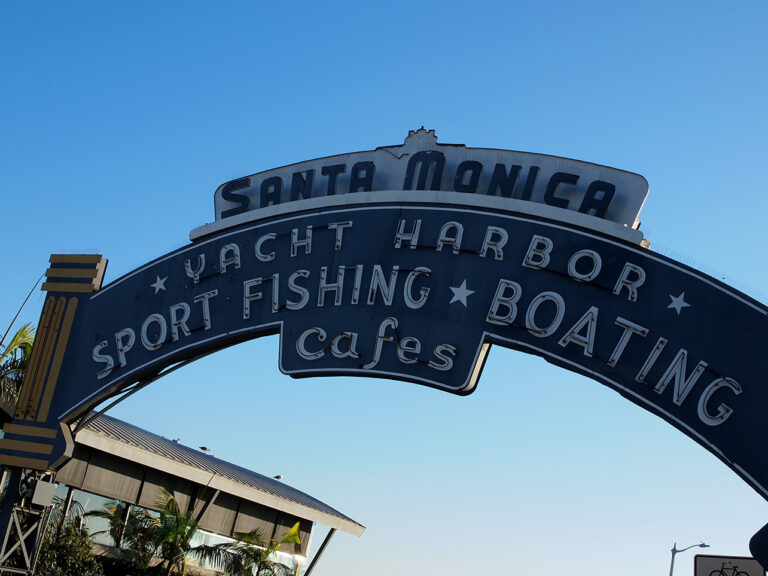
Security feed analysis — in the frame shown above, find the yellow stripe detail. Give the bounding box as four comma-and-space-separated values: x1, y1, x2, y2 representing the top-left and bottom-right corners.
41, 282, 96, 293
45, 268, 99, 279
49, 254, 103, 264
0, 455, 49, 470
38, 297, 78, 422
93, 257, 108, 291
29, 297, 65, 417
2, 424, 57, 439
15, 298, 55, 418
43, 255, 107, 293
0, 439, 53, 455
13, 299, 47, 413
20, 297, 65, 419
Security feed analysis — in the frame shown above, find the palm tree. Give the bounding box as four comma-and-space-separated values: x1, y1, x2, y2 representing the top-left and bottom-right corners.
90, 489, 302, 576
1, 275, 44, 407
154, 490, 302, 576
35, 496, 103, 576
0, 322, 34, 405
153, 489, 203, 576
87, 490, 195, 575
86, 500, 159, 571
195, 523, 301, 576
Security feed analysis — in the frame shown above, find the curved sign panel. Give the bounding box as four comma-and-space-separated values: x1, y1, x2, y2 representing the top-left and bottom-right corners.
2, 192, 767, 506
205, 127, 649, 231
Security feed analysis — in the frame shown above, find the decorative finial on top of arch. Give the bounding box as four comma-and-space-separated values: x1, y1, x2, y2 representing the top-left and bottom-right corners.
405, 127, 438, 146
381, 128, 441, 159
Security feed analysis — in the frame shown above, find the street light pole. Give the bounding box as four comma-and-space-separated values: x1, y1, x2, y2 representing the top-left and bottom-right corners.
669, 541, 709, 576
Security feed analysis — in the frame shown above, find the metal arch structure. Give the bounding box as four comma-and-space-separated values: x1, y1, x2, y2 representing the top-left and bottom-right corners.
1, 130, 767, 569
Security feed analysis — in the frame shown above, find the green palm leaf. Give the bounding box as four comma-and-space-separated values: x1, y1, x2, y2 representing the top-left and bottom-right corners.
0, 323, 35, 365
91, 489, 301, 576
0, 323, 35, 404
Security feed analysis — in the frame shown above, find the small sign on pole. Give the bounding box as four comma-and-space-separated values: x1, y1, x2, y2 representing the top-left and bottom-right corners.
695, 554, 765, 576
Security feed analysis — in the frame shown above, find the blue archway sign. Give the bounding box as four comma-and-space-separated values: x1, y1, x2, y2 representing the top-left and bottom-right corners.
1, 130, 766, 565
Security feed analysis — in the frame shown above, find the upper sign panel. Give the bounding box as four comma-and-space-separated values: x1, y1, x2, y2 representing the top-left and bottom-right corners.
208, 128, 649, 232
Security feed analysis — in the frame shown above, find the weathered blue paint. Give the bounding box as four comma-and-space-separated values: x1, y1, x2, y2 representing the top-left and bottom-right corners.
209, 128, 649, 230
2, 201, 766, 507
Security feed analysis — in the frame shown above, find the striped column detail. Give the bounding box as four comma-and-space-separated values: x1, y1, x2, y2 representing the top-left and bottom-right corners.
41, 254, 107, 293
0, 423, 58, 469
0, 254, 107, 471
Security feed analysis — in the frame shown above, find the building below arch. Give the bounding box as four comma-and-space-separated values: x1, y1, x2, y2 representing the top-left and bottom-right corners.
54, 414, 364, 575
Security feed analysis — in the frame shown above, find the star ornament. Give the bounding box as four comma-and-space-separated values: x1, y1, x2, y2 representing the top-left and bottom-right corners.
668, 292, 691, 315
449, 279, 475, 307
150, 275, 168, 294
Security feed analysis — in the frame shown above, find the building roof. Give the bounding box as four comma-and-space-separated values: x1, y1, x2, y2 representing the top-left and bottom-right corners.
76, 413, 365, 536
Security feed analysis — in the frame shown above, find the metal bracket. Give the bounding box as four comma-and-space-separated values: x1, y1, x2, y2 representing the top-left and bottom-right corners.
0, 505, 50, 575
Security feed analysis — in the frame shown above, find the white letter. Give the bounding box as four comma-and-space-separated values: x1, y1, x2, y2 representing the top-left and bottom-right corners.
184, 254, 205, 283
479, 226, 508, 260
394, 219, 421, 249
486, 280, 522, 325
613, 263, 646, 302
362, 317, 398, 369
270, 274, 280, 313
328, 221, 352, 251
92, 341, 114, 379
429, 344, 457, 371
397, 337, 421, 364
351, 264, 364, 305
193, 290, 218, 330
654, 348, 708, 406
635, 337, 668, 383
331, 332, 360, 359
255, 233, 276, 262
141, 314, 167, 350
297, 327, 326, 360
286, 270, 310, 310
567, 250, 602, 282
558, 306, 598, 356
525, 291, 565, 337
608, 317, 648, 367
115, 328, 135, 367
436, 221, 463, 254
404, 267, 431, 309
243, 279, 262, 319
169, 302, 191, 341
523, 235, 553, 269
367, 265, 399, 306
291, 226, 313, 257
698, 377, 742, 426
318, 266, 345, 307
219, 243, 241, 274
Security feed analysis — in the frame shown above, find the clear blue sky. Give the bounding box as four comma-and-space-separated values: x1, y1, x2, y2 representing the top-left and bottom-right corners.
2, 2, 768, 575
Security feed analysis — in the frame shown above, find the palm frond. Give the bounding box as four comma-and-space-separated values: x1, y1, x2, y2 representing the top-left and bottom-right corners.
233, 528, 269, 547
187, 543, 245, 575
276, 522, 301, 548
90, 489, 301, 576
231, 522, 301, 576
0, 323, 35, 405
0, 323, 35, 365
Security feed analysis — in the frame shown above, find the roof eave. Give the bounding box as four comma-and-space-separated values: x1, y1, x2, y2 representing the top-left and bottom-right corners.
74, 428, 365, 537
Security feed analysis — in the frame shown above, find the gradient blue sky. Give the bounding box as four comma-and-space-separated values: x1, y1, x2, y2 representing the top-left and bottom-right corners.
2, 2, 768, 575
